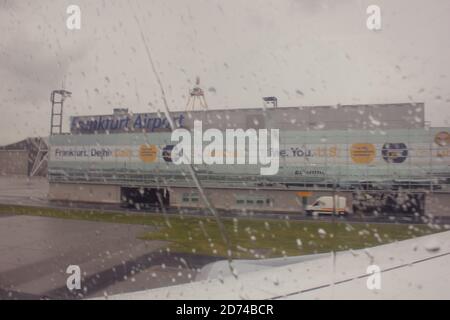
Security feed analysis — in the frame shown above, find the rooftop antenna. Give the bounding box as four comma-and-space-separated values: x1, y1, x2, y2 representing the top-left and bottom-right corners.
263, 96, 278, 108
186, 76, 208, 111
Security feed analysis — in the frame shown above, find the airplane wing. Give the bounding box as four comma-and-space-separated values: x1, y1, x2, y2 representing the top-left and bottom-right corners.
104, 230, 450, 300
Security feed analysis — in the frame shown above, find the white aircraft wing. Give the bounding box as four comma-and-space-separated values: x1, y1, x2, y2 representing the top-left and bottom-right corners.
104, 230, 450, 300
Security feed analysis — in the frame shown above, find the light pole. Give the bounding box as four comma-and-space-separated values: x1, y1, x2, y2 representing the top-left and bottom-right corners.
50, 90, 72, 135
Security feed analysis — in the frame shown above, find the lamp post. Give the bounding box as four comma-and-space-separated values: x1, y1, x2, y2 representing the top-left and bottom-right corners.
50, 90, 72, 135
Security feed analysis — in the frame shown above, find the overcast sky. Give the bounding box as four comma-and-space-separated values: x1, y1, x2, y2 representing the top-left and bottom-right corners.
1, 0, 450, 145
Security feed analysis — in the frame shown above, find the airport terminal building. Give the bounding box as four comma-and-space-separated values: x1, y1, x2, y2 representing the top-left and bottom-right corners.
47, 103, 450, 216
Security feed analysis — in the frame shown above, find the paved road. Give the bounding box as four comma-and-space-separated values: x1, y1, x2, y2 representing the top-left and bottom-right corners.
3, 196, 440, 225
0, 176, 49, 206
0, 215, 219, 300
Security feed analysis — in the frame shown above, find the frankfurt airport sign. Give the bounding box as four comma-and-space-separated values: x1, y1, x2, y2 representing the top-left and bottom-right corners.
70, 113, 186, 134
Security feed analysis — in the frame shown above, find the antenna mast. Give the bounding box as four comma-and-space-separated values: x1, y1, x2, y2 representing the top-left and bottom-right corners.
186, 76, 208, 111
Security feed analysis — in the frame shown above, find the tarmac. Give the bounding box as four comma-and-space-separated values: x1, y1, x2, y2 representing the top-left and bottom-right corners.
0, 176, 220, 300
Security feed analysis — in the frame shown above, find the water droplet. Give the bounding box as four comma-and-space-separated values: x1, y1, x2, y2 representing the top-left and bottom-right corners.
425, 240, 440, 253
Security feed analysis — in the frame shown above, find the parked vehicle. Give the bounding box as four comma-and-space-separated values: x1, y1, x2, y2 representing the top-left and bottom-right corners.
306, 196, 349, 216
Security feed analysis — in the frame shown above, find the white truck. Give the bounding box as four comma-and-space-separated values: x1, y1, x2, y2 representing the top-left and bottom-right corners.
306, 196, 349, 216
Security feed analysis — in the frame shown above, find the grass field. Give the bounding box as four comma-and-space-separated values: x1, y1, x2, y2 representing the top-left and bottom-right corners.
0, 204, 441, 259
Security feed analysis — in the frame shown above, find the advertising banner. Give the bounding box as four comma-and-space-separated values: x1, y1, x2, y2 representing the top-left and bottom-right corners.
49, 128, 450, 182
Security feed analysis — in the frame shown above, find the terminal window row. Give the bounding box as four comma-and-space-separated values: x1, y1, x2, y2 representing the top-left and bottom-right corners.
182, 193, 200, 203
235, 195, 273, 206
